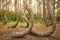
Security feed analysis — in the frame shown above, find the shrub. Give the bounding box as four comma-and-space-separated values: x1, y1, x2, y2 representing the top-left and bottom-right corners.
0, 10, 60, 24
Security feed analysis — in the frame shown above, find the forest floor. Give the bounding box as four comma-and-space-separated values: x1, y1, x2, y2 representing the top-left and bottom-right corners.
0, 22, 60, 40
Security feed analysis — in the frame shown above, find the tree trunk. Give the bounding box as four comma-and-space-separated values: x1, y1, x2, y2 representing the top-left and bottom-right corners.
3, 0, 9, 25
30, 0, 56, 37
10, 0, 34, 37
53, 0, 55, 16
9, 0, 19, 28
21, 0, 29, 28
43, 0, 48, 27
0, 0, 1, 10
22, 16, 29, 28
37, 0, 42, 22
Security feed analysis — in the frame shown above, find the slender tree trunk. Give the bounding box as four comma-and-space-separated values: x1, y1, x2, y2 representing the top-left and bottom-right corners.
53, 0, 55, 16
51, 0, 55, 16
29, 0, 32, 7
0, 0, 2, 11
43, 0, 48, 27
21, 0, 32, 28
37, 0, 41, 14
0, 0, 2, 20
0, 0, 1, 10
3, 0, 9, 25
21, 0, 29, 28
37, 0, 42, 22
9, 0, 19, 28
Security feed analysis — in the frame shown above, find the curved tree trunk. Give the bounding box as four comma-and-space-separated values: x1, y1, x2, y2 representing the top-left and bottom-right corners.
9, 0, 19, 28
30, 0, 56, 37
10, 11, 19, 28
11, 0, 34, 37
10, 18, 19, 28
3, 8, 9, 25
21, 0, 29, 28
22, 16, 29, 28
47, 0, 56, 27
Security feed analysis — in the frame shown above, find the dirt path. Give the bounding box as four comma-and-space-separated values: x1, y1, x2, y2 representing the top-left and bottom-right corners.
0, 23, 60, 40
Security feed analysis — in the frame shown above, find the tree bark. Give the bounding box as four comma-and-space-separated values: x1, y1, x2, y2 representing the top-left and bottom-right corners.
0, 0, 1, 10
9, 0, 19, 28
21, 0, 29, 28
22, 16, 29, 28
10, 0, 34, 37
3, 0, 10, 25
43, 0, 49, 27
30, 0, 56, 37
53, 0, 55, 16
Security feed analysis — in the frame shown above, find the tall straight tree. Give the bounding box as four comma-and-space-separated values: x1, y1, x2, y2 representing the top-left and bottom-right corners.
51, 0, 55, 16
43, 0, 48, 26
37, 0, 41, 14
37, 0, 42, 22
0, 0, 2, 20
56, 0, 60, 17
3, 0, 9, 25
53, 0, 55, 15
